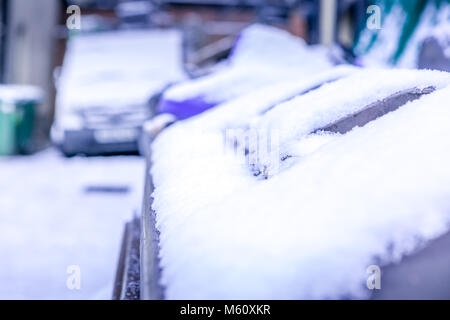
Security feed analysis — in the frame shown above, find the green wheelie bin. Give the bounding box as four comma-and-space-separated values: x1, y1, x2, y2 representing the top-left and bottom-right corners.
0, 85, 43, 155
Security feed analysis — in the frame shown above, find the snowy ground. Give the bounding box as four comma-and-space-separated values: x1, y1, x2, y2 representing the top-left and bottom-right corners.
0, 149, 145, 299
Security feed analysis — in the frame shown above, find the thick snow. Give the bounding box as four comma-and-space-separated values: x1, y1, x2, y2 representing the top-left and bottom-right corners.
181, 65, 358, 131
151, 66, 358, 213
0, 150, 144, 299
228, 23, 333, 71
162, 24, 334, 104
151, 68, 450, 299
253, 68, 450, 175
54, 29, 186, 127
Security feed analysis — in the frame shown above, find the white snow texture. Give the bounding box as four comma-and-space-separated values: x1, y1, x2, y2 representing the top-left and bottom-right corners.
151, 67, 450, 299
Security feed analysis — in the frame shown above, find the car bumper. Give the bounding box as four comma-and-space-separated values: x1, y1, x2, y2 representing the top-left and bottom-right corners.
59, 127, 141, 156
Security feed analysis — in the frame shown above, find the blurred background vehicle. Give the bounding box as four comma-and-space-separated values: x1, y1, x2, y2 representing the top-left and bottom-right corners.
51, 28, 186, 156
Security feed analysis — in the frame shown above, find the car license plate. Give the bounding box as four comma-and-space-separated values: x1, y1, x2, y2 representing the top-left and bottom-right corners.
94, 128, 138, 143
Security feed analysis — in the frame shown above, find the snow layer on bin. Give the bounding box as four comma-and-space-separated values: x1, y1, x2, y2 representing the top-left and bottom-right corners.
228, 23, 332, 72
0, 85, 43, 104
151, 66, 357, 232
253, 68, 450, 175
151, 68, 450, 299
159, 24, 334, 119
183, 65, 358, 130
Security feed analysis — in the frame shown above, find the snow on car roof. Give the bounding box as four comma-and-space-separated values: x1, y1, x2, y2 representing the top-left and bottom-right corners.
55, 29, 186, 112
150, 68, 450, 299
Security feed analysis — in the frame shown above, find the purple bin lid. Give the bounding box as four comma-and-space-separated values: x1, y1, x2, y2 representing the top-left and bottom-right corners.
157, 97, 217, 120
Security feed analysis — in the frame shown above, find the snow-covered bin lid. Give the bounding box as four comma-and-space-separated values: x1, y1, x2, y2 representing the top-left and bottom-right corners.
158, 24, 334, 120
0, 85, 43, 104
228, 23, 332, 71
150, 68, 450, 299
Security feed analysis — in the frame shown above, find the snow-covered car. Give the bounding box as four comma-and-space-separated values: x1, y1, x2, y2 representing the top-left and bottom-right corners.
124, 68, 450, 300
51, 29, 186, 156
